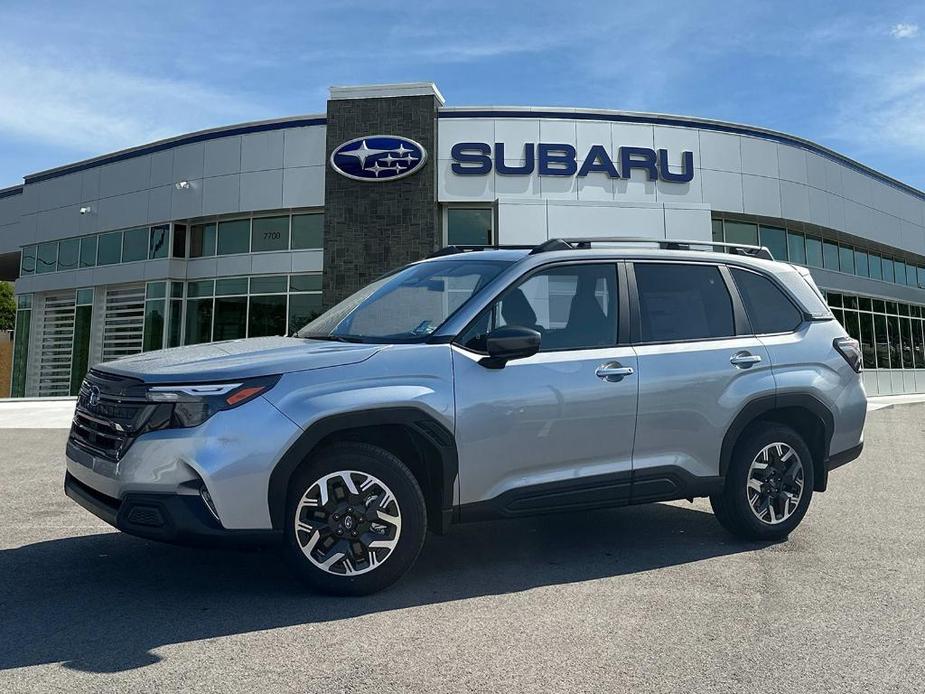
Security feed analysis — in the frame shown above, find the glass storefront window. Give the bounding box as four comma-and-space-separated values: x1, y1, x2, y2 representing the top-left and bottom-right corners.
869, 253, 882, 281
217, 219, 250, 255
190, 223, 216, 257
97, 231, 122, 266
882, 258, 895, 283
250, 275, 287, 294
292, 213, 323, 249
149, 225, 170, 259
57, 238, 79, 271
854, 250, 869, 277
11, 308, 32, 397
248, 295, 287, 337
215, 277, 249, 295
167, 300, 183, 348
289, 274, 322, 292
146, 282, 167, 300
823, 241, 839, 270
20, 246, 36, 275
874, 314, 889, 368
36, 242, 57, 273
184, 299, 213, 345
859, 312, 876, 369
724, 221, 759, 247
143, 300, 166, 352
805, 236, 823, 267
711, 219, 723, 243
447, 208, 493, 246
187, 280, 214, 298
214, 296, 248, 340
787, 232, 805, 265
122, 227, 148, 263
838, 245, 855, 274
289, 293, 323, 333
79, 236, 97, 268
759, 226, 787, 261
251, 216, 289, 252
172, 224, 187, 258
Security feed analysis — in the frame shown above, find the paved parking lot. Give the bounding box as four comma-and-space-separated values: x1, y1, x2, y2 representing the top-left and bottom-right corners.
1, 404, 923, 693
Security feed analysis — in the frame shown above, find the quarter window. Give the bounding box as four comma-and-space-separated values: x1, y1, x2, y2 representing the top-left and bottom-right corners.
634, 263, 734, 342
731, 268, 802, 334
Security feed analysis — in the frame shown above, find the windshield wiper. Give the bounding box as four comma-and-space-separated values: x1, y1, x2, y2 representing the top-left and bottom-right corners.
299, 334, 366, 343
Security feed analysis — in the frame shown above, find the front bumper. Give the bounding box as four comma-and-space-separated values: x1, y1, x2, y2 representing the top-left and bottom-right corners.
65, 472, 281, 546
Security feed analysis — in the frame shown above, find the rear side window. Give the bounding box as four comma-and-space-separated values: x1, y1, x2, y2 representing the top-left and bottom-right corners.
731, 268, 803, 334
634, 263, 734, 342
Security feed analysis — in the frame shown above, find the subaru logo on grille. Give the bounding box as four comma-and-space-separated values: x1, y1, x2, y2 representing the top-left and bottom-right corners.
88, 385, 101, 408
330, 135, 427, 182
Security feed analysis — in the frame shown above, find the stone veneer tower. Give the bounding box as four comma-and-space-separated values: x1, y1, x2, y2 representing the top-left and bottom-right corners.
322, 83, 444, 307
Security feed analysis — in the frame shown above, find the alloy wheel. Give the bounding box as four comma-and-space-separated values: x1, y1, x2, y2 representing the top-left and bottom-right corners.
294, 470, 402, 575
745, 443, 805, 525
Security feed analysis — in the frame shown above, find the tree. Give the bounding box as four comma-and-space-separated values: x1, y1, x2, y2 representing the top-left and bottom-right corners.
0, 282, 14, 331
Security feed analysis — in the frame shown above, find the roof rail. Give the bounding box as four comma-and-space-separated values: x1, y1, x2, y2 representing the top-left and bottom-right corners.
530, 237, 774, 261
427, 244, 535, 258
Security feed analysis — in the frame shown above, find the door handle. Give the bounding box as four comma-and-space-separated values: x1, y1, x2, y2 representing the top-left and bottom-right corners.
596, 363, 635, 381
730, 351, 762, 368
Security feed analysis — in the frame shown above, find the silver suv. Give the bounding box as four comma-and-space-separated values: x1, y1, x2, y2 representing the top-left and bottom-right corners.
65, 238, 867, 594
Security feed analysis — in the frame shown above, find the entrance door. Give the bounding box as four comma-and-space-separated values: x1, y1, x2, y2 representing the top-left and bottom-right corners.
452, 262, 638, 515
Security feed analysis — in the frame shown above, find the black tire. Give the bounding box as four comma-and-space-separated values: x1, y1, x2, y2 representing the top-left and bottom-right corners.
710, 422, 815, 541
284, 442, 427, 595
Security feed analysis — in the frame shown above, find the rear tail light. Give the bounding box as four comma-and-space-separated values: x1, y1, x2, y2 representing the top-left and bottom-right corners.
834, 337, 862, 372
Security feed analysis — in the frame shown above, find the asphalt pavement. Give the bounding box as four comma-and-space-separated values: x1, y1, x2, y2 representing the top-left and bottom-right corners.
0, 404, 922, 692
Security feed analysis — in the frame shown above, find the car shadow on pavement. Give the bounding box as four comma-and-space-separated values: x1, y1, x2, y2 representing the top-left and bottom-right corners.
0, 502, 767, 673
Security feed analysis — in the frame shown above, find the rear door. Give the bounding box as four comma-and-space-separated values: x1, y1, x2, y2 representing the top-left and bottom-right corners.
629, 261, 775, 500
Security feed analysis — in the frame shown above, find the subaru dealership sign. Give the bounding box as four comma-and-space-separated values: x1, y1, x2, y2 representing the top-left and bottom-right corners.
450, 142, 694, 182
330, 135, 427, 181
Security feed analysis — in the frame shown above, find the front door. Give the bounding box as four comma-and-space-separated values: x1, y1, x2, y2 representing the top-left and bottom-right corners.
452, 262, 639, 515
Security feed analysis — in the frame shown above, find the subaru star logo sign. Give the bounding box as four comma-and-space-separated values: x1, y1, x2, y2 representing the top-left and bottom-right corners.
330, 135, 427, 182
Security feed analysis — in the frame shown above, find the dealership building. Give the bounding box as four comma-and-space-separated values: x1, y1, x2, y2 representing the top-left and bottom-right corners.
2, 81, 925, 397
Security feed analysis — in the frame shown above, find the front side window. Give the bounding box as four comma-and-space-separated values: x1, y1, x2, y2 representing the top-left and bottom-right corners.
731, 268, 803, 334
298, 259, 511, 342
460, 264, 617, 352
635, 263, 734, 342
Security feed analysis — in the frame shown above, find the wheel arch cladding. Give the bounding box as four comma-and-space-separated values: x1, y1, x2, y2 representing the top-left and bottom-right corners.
267, 408, 458, 533
720, 394, 834, 493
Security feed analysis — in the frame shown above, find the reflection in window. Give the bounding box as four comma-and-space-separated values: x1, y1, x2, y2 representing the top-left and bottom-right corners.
80, 237, 97, 268
217, 219, 250, 255
248, 295, 287, 337
122, 227, 148, 263
292, 213, 323, 249
149, 225, 170, 259
57, 239, 79, 271
20, 246, 36, 275
97, 232, 122, 266
190, 223, 217, 257
36, 242, 57, 273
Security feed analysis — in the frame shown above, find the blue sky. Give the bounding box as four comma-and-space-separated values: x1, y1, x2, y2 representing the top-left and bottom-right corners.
1, 1, 924, 188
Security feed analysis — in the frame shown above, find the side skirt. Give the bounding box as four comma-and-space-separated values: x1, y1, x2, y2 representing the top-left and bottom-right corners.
456, 466, 724, 523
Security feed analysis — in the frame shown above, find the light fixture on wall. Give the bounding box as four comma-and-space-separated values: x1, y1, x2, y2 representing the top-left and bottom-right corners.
79, 206, 92, 215
175, 180, 191, 190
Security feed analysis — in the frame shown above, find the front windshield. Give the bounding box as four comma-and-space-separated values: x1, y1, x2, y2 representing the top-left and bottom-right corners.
297, 259, 511, 342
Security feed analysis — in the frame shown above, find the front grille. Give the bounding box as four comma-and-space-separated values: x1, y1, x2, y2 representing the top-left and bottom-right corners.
69, 370, 152, 461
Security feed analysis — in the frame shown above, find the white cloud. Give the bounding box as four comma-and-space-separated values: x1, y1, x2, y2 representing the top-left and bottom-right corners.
890, 23, 919, 39
0, 46, 270, 167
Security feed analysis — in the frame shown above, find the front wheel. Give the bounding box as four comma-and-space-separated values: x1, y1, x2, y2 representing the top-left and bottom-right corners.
711, 423, 814, 541
284, 442, 427, 595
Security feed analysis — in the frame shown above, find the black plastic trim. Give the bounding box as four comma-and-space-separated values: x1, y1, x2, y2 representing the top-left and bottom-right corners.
718, 264, 751, 336
266, 408, 458, 531
827, 441, 863, 471
458, 466, 723, 523
718, 393, 835, 488
65, 472, 281, 546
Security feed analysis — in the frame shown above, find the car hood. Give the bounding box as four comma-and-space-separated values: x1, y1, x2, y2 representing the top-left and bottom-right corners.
94, 337, 383, 384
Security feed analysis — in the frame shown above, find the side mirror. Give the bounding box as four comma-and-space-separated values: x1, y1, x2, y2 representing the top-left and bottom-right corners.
480, 326, 541, 369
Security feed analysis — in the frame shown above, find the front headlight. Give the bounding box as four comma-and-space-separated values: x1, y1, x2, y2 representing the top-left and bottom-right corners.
145, 375, 281, 428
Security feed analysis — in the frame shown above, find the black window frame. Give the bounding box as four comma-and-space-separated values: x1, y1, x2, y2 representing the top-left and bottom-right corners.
452, 260, 626, 355
627, 260, 746, 345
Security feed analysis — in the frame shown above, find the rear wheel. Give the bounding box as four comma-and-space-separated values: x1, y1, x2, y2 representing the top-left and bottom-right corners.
711, 423, 814, 541
284, 442, 427, 595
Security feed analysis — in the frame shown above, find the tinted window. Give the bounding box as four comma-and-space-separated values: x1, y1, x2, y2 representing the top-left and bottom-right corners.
635, 263, 734, 342
731, 268, 803, 334
461, 264, 617, 352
